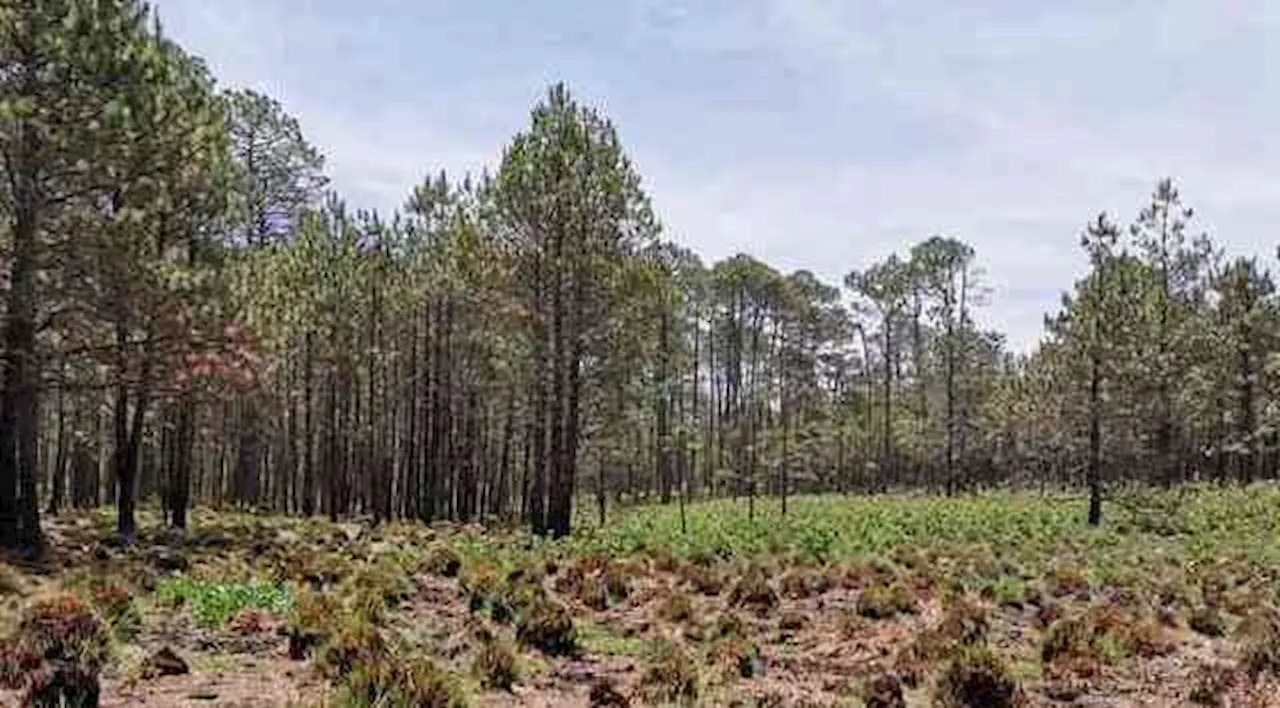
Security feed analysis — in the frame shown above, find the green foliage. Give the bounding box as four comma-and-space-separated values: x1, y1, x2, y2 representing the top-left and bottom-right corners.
982, 575, 1028, 608
156, 577, 291, 628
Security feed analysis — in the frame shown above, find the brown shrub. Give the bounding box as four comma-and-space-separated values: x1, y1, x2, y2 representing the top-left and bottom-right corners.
1237, 607, 1280, 679
314, 617, 386, 679
589, 677, 631, 707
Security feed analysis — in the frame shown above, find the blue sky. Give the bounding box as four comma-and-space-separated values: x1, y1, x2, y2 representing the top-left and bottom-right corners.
153, 0, 1280, 351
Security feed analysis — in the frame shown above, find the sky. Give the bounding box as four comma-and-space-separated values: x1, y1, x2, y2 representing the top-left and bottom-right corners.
152, 0, 1280, 352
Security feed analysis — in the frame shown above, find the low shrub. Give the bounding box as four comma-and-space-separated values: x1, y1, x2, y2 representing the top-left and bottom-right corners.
1237, 606, 1280, 679
314, 617, 385, 679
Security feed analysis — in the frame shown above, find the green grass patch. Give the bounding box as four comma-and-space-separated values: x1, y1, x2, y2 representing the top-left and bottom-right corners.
577, 622, 655, 658
157, 576, 292, 628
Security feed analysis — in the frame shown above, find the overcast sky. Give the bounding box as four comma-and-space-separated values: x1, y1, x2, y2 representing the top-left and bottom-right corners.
152, 0, 1280, 351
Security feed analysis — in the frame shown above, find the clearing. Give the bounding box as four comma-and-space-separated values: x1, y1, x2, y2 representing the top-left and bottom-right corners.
1, 486, 1279, 707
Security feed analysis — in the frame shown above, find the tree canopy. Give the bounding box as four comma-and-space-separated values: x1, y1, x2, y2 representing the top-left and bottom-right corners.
2, 1, 1278, 552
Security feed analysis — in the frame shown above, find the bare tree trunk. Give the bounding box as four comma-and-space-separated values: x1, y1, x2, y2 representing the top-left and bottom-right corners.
1088, 351, 1103, 527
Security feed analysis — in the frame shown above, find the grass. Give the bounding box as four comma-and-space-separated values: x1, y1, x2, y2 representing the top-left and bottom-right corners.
156, 576, 292, 628
566, 485, 1280, 572
17, 484, 1280, 705
575, 622, 653, 658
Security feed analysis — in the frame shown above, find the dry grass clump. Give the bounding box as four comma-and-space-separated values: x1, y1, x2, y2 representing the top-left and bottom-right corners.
88, 582, 142, 642
778, 610, 806, 632
342, 558, 415, 619
779, 567, 834, 599
892, 596, 990, 688
862, 672, 906, 708
1044, 567, 1091, 599
937, 596, 990, 645
1189, 604, 1227, 637
580, 562, 633, 611
728, 565, 779, 614
472, 638, 518, 691
284, 586, 342, 660
338, 652, 469, 708
422, 544, 463, 578
1187, 662, 1241, 706
1039, 606, 1146, 675
0, 592, 111, 707
313, 616, 386, 679
639, 641, 699, 704
707, 635, 764, 680
660, 589, 695, 624
589, 677, 631, 707
935, 644, 1024, 708
857, 580, 918, 619
515, 596, 577, 657
679, 563, 728, 596
1237, 606, 1280, 679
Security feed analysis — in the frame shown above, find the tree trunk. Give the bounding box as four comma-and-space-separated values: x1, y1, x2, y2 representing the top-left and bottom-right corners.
0, 127, 43, 555
1087, 351, 1103, 527
169, 398, 195, 530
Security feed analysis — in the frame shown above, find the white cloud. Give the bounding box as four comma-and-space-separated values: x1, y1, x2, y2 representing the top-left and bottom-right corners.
153, 0, 1280, 351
